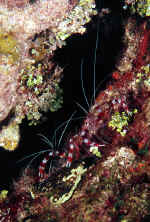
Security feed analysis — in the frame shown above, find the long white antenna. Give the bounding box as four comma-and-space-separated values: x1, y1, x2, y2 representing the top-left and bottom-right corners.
81, 58, 90, 109
93, 20, 100, 103
58, 111, 76, 147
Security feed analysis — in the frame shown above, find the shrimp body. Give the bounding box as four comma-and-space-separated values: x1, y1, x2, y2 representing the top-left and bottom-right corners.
38, 108, 106, 180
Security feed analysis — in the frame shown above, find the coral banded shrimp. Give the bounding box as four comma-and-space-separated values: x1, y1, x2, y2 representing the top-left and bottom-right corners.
36, 13, 139, 183
23, 9, 128, 182
38, 111, 76, 179
17, 111, 78, 181
37, 91, 132, 181
37, 111, 106, 180
37, 17, 111, 181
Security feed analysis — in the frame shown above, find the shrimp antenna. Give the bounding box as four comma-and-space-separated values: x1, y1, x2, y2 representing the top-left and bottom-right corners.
16, 149, 52, 164
58, 111, 76, 147
93, 19, 100, 104
25, 151, 47, 170
80, 20, 100, 111
52, 116, 85, 145
38, 134, 54, 149
75, 101, 88, 114
81, 58, 90, 109
38, 111, 76, 150
17, 112, 76, 170
87, 18, 101, 108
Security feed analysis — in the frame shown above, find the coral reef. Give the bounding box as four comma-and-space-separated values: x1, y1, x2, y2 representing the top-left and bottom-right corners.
0, 0, 97, 150
2, 12, 150, 221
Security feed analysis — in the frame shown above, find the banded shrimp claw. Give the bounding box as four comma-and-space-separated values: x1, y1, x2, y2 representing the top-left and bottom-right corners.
17, 112, 76, 182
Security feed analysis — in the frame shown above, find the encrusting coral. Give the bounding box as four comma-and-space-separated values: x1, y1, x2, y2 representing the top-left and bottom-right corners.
1, 6, 150, 221
0, 0, 97, 150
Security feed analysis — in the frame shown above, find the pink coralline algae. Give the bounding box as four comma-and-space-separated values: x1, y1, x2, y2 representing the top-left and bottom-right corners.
1, 14, 150, 221
0, 0, 97, 150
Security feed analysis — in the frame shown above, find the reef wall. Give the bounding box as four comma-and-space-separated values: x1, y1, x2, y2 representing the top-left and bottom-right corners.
1, 1, 150, 222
